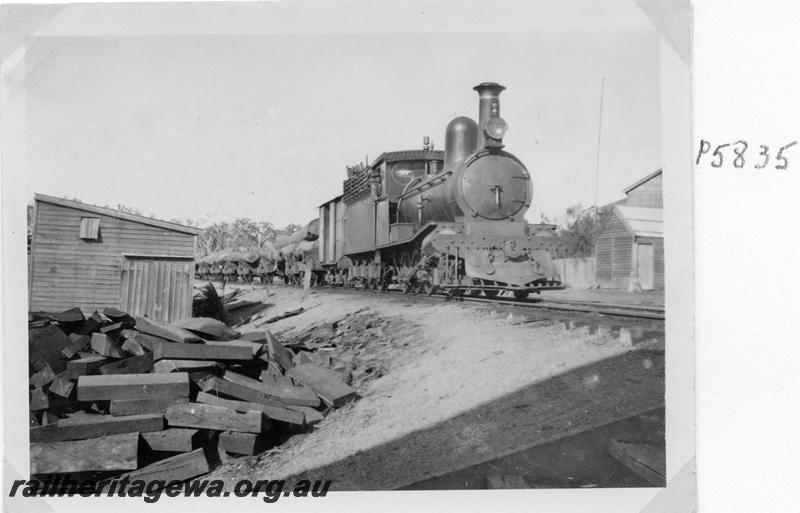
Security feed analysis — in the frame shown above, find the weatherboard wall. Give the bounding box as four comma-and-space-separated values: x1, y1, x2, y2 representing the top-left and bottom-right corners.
30, 199, 196, 318
595, 211, 664, 290
595, 211, 633, 289
624, 172, 663, 208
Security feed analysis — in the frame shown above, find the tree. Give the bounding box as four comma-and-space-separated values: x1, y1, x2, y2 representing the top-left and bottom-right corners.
199, 223, 222, 254
255, 221, 277, 246
276, 223, 303, 237
556, 203, 610, 257
114, 204, 142, 215
169, 217, 200, 228
285, 223, 303, 235
195, 219, 308, 258
230, 218, 260, 247
197, 222, 230, 255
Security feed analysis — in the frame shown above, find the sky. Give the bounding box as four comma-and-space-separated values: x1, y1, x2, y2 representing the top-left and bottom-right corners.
6, 1, 662, 229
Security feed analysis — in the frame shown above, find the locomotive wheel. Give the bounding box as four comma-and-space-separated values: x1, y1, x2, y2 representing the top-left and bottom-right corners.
483, 290, 500, 298
513, 290, 529, 300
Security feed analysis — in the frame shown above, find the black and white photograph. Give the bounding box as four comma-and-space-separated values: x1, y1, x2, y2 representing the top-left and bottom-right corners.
2, 0, 712, 511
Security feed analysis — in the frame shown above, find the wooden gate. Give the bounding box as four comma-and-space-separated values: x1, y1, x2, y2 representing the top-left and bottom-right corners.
120, 255, 194, 322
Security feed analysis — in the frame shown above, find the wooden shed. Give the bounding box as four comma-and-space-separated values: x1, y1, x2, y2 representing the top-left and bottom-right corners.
622, 168, 663, 208
29, 194, 201, 321
595, 205, 664, 290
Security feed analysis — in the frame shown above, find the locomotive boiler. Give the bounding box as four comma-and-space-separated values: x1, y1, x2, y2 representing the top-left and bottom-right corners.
317, 82, 571, 298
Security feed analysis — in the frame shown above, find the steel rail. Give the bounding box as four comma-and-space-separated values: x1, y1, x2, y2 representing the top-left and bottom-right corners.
438, 294, 665, 320
206, 281, 665, 321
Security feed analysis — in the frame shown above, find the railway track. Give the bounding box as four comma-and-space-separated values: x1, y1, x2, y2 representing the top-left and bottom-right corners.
210, 280, 665, 321
446, 293, 665, 320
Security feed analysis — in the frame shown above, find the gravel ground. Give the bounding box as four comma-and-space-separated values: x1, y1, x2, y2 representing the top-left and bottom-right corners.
206, 284, 664, 488
539, 288, 665, 307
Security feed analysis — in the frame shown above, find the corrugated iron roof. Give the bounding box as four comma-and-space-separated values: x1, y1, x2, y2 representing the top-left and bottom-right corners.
34, 193, 202, 235
614, 205, 663, 238
370, 149, 445, 167
318, 195, 343, 208
623, 168, 663, 194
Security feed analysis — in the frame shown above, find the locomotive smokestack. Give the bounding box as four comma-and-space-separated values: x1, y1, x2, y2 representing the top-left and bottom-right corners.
473, 82, 506, 148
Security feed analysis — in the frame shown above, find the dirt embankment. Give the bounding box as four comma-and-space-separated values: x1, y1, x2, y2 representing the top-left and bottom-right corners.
208, 285, 663, 488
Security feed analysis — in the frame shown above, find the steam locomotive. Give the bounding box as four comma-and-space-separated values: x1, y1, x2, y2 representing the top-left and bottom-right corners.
290, 83, 571, 298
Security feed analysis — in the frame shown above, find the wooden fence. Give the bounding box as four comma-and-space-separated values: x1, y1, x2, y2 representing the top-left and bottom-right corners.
553, 257, 596, 289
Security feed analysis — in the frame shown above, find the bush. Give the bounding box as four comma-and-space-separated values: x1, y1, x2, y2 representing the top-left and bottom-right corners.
192, 283, 227, 322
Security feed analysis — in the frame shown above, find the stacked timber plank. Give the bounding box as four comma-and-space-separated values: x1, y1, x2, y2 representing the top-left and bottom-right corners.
28, 305, 357, 486
275, 308, 407, 389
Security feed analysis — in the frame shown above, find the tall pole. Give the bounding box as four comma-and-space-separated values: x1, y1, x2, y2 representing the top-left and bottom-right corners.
594, 76, 605, 209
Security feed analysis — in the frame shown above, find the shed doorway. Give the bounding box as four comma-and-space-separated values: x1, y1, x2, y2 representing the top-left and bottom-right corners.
120, 255, 194, 322
636, 243, 655, 290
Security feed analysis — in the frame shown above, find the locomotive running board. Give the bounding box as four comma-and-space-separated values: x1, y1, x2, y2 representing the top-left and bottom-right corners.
370, 223, 439, 252
341, 224, 438, 260
440, 284, 566, 293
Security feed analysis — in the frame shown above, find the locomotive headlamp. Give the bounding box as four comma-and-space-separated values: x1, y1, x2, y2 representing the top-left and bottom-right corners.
485, 117, 508, 141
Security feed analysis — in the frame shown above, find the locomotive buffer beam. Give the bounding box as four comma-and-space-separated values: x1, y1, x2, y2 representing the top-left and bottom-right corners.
425, 231, 566, 290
